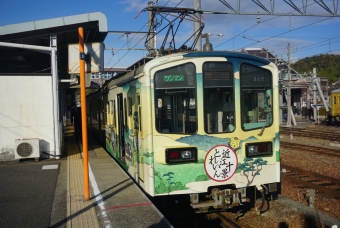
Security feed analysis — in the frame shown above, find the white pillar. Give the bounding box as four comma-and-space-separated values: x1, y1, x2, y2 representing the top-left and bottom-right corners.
51, 34, 61, 159
193, 0, 202, 51
313, 68, 317, 122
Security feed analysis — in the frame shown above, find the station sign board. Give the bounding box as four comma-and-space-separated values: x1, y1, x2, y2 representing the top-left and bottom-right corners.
68, 42, 104, 74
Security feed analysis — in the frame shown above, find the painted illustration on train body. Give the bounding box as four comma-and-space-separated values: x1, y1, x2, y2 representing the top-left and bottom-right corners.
149, 57, 280, 195
101, 53, 280, 197
151, 132, 279, 195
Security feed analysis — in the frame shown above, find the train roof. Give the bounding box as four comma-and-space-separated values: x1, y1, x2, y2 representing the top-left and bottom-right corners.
331, 88, 340, 94
90, 50, 274, 95
182, 51, 271, 64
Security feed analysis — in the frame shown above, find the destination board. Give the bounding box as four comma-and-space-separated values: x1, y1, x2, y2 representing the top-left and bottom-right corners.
164, 75, 185, 82
241, 73, 271, 87
205, 71, 231, 80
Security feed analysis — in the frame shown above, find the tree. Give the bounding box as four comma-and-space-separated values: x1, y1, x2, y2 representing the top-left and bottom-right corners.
238, 157, 268, 186
291, 54, 340, 84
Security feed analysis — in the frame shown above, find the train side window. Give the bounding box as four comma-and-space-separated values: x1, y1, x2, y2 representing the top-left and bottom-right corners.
203, 62, 235, 133
240, 63, 273, 131
124, 98, 127, 127
128, 97, 132, 116
108, 101, 111, 126
102, 100, 107, 125
109, 100, 113, 126
137, 95, 142, 132
154, 63, 197, 134
138, 105, 142, 132
334, 96, 336, 104
113, 99, 116, 127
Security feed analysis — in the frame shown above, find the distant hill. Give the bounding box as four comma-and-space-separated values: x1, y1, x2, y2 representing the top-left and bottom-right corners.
291, 54, 340, 83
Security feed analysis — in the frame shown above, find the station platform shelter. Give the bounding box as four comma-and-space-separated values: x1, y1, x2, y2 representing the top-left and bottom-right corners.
0, 12, 108, 159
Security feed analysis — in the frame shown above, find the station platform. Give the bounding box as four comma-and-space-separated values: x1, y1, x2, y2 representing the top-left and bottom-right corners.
59, 122, 172, 228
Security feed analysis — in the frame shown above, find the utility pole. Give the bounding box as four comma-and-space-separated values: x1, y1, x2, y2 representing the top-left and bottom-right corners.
148, 1, 156, 55
287, 43, 292, 127
193, 0, 202, 51
313, 68, 317, 122
78, 27, 90, 201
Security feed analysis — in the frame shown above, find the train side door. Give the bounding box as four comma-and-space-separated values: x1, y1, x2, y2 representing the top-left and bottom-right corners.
117, 94, 125, 161
135, 94, 140, 179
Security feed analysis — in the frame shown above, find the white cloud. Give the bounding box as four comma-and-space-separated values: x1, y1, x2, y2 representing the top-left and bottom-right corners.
120, 0, 150, 12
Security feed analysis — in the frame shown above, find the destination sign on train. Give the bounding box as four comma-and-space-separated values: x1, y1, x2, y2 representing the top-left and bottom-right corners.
205, 71, 230, 80
164, 75, 184, 82
241, 74, 271, 86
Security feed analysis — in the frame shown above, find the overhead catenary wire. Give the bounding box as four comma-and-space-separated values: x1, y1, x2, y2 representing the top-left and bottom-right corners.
235, 17, 334, 51
288, 47, 340, 63
106, 1, 339, 68
105, 24, 148, 67
239, 34, 340, 57
291, 36, 340, 54
214, 0, 340, 59
111, 34, 148, 67
107, 0, 184, 68
105, 33, 126, 49
215, 0, 322, 49
215, 15, 281, 49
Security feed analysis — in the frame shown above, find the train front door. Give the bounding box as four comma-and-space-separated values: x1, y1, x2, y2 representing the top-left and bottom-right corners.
117, 94, 125, 162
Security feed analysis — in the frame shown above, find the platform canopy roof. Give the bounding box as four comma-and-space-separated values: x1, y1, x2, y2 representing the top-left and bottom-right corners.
0, 12, 108, 75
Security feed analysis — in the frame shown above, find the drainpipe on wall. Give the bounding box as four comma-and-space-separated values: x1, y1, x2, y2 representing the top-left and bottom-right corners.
50, 34, 61, 159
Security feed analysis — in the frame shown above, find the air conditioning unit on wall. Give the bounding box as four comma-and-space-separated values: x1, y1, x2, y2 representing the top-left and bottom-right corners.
15, 138, 41, 161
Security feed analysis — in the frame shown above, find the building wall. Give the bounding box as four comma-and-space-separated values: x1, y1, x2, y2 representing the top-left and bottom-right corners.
0, 75, 55, 158
284, 77, 329, 114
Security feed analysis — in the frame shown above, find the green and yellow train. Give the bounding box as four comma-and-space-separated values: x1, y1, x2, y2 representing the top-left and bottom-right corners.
87, 51, 280, 212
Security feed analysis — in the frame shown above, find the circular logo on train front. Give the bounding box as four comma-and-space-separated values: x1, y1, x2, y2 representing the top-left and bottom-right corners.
204, 144, 238, 182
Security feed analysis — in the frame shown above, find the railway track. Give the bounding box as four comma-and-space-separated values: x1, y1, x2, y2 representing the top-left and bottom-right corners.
154, 198, 242, 228
205, 212, 241, 228
280, 141, 340, 158
280, 127, 340, 141
281, 164, 340, 198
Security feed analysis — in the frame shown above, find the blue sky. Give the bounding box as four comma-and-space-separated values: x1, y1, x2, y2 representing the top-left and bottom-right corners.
1, 0, 340, 68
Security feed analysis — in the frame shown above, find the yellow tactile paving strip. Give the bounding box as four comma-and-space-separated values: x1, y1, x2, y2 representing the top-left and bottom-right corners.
66, 126, 99, 228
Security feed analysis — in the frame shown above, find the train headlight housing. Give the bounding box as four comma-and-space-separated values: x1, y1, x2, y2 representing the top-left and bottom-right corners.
248, 145, 257, 153
246, 142, 272, 157
166, 147, 197, 164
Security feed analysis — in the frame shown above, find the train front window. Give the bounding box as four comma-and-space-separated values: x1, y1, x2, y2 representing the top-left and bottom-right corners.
240, 63, 273, 131
154, 63, 197, 134
203, 62, 234, 133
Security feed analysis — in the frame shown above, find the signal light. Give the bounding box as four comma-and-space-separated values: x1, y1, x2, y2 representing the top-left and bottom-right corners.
166, 147, 197, 164
169, 151, 180, 159
246, 142, 272, 157
258, 145, 268, 152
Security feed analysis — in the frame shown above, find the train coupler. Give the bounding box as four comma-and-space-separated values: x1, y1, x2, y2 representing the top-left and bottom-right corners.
190, 188, 250, 212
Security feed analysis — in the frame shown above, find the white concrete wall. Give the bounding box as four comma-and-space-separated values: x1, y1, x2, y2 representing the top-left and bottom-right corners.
0, 75, 54, 157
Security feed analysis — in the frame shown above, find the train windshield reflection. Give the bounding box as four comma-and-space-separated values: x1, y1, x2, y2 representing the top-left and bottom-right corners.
154, 63, 197, 134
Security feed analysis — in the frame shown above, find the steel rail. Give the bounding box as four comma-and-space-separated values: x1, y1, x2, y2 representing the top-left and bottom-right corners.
281, 164, 340, 198
280, 129, 340, 141
281, 142, 340, 159
214, 212, 241, 228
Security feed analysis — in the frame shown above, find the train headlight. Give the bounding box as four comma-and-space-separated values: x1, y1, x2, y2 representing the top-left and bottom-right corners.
246, 142, 272, 157
166, 147, 197, 164
248, 145, 257, 154
181, 150, 192, 159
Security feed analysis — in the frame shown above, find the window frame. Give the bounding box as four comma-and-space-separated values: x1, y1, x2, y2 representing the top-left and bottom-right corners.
154, 62, 197, 134
202, 61, 235, 134
239, 62, 273, 131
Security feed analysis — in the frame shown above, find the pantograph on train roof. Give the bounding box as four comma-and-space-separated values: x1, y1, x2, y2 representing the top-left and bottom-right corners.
139, 5, 205, 58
